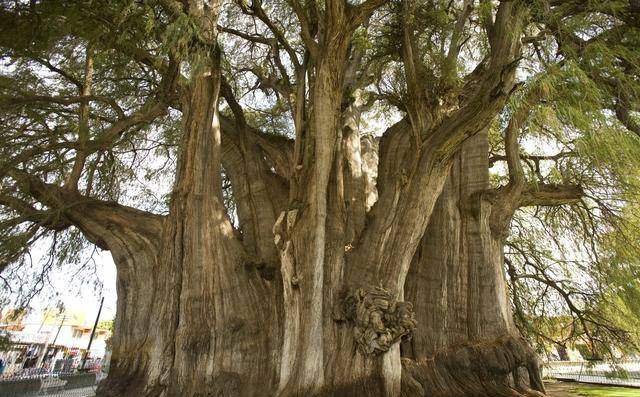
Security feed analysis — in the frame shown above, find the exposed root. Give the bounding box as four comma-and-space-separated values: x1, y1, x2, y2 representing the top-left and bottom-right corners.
401, 335, 546, 397
337, 286, 417, 355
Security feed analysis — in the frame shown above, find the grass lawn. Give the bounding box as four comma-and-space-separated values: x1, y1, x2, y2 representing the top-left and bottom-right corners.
572, 385, 640, 396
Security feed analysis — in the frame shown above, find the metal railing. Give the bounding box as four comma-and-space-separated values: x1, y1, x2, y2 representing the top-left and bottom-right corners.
543, 360, 640, 388
0, 370, 105, 397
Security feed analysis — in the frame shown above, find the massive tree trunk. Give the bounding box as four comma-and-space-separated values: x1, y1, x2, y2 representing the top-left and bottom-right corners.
402, 132, 545, 397
93, 130, 549, 397
96, 54, 282, 396
81, 3, 532, 396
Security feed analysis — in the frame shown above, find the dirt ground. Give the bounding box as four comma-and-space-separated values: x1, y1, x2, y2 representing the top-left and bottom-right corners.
546, 381, 580, 397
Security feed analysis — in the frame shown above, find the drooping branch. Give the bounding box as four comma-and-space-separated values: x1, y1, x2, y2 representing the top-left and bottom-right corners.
0, 94, 125, 118
505, 244, 631, 355
542, 2, 640, 138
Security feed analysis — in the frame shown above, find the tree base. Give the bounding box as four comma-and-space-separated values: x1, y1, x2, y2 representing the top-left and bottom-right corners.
401, 336, 545, 397
95, 363, 157, 397
97, 336, 545, 397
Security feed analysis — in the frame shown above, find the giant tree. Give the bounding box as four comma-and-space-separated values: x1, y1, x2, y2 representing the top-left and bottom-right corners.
0, 1, 638, 397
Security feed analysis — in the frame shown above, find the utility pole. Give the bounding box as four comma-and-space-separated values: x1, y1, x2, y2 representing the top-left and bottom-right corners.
36, 312, 66, 369
52, 314, 67, 345
81, 297, 104, 371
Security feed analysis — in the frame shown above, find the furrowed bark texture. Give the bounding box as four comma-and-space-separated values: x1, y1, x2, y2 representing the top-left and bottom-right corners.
97, 71, 281, 397
402, 132, 545, 397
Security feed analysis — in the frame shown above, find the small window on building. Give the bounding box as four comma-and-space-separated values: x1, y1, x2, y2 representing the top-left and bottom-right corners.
72, 329, 83, 338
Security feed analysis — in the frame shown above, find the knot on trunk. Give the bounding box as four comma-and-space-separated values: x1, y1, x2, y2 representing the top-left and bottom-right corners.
340, 286, 417, 355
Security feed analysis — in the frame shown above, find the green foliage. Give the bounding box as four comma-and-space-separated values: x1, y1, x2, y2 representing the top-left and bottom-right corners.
161, 13, 213, 76
498, 16, 640, 356
573, 385, 640, 397
0, 0, 184, 307
97, 320, 114, 332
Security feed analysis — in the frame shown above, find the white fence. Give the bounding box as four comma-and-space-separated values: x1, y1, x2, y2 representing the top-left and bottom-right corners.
543, 360, 640, 388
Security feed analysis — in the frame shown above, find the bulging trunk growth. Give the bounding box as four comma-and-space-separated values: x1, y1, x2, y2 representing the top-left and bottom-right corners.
95, 129, 546, 397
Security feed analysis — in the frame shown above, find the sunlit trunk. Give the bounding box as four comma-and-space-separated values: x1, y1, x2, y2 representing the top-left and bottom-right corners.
97, 70, 281, 397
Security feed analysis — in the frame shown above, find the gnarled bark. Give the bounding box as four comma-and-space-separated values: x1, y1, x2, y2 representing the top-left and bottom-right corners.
97, 54, 282, 396
402, 132, 545, 397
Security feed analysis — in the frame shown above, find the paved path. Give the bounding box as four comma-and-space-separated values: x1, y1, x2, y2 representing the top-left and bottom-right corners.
40, 386, 96, 397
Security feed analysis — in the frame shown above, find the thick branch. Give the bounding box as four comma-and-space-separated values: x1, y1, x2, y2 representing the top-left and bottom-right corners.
615, 100, 640, 138
287, 0, 319, 57
443, 0, 473, 88
489, 152, 574, 165
65, 45, 94, 189
0, 194, 70, 231
5, 167, 163, 248
489, 182, 583, 236
219, 115, 294, 179
429, 2, 526, 159
504, 111, 526, 188
518, 183, 584, 207
400, 0, 430, 135
348, 0, 388, 28
221, 133, 287, 262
